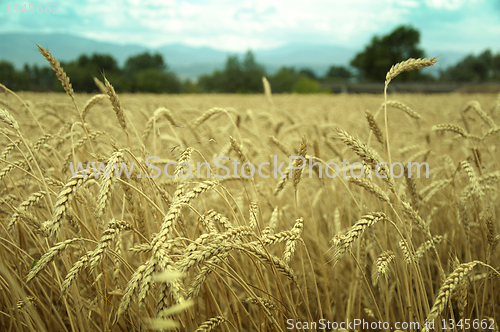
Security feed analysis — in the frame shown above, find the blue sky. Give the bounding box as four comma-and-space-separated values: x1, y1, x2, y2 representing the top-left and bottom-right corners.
2, 0, 499, 54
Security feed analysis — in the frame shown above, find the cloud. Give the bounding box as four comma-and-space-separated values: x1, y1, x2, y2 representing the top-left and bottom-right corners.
424, 0, 482, 10
2, 0, 499, 54
105, 0, 410, 49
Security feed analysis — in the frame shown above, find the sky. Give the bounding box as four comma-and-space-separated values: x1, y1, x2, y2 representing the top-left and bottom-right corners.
2, 0, 499, 54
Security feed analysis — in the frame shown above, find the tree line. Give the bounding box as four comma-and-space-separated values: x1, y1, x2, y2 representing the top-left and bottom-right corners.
1, 25, 500, 93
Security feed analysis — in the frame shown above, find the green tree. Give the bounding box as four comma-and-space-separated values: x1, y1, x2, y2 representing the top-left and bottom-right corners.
78, 54, 119, 72
0, 61, 30, 91
350, 25, 426, 81
299, 68, 317, 80
268, 67, 302, 93
241, 51, 266, 92
58, 53, 125, 92
123, 52, 181, 93
181, 79, 198, 93
440, 49, 499, 82
198, 50, 266, 93
292, 77, 325, 93
23, 64, 54, 91
124, 52, 166, 76
198, 70, 225, 93
0, 61, 17, 88
325, 65, 351, 81
133, 69, 181, 93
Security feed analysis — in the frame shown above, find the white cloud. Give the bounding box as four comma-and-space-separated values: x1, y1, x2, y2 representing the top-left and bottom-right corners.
105, 0, 410, 50
6, 0, 499, 55
392, 0, 420, 8
424, 0, 481, 10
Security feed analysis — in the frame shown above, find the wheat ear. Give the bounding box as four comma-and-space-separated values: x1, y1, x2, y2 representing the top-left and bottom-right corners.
372, 250, 395, 286
385, 57, 438, 86
26, 238, 83, 282
81, 94, 106, 121
104, 77, 127, 131
422, 261, 478, 330
194, 316, 226, 332
332, 212, 386, 265
365, 110, 385, 146
0, 109, 20, 130
37, 45, 74, 99
45, 173, 88, 239
384, 57, 437, 166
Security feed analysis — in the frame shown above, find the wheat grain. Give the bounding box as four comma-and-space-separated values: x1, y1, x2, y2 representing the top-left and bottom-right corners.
402, 201, 430, 235
422, 261, 478, 331
194, 108, 225, 127
460, 160, 483, 198
383, 100, 421, 119
385, 57, 438, 86
433, 124, 480, 140
399, 240, 414, 264
37, 45, 74, 99
8, 190, 46, 232
245, 297, 278, 310
269, 206, 279, 230
0, 109, 19, 130
463, 100, 497, 128
26, 238, 83, 282
348, 177, 390, 203
1, 139, 21, 160
194, 316, 225, 332
81, 94, 106, 122
104, 77, 127, 131
89, 219, 131, 271
269, 136, 292, 156
95, 151, 124, 221
249, 200, 259, 229
142, 107, 178, 141
415, 235, 443, 261
283, 217, 304, 263
332, 212, 386, 265
61, 253, 90, 296
292, 136, 307, 189
365, 110, 385, 145
262, 76, 273, 106
372, 250, 395, 286
45, 173, 89, 239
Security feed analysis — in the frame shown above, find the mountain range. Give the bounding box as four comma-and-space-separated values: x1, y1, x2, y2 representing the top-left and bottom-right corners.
0, 33, 467, 80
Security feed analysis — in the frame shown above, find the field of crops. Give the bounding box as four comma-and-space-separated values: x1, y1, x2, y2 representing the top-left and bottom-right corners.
1, 53, 499, 332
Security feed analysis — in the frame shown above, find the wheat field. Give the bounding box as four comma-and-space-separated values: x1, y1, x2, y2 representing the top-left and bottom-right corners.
0, 51, 499, 332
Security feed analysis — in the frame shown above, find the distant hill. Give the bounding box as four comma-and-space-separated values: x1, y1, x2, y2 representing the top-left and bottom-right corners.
0, 33, 467, 80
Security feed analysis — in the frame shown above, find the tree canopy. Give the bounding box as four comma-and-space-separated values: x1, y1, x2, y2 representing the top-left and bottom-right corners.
124, 52, 166, 76
198, 50, 266, 93
350, 25, 428, 82
1, 25, 499, 93
440, 49, 500, 82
